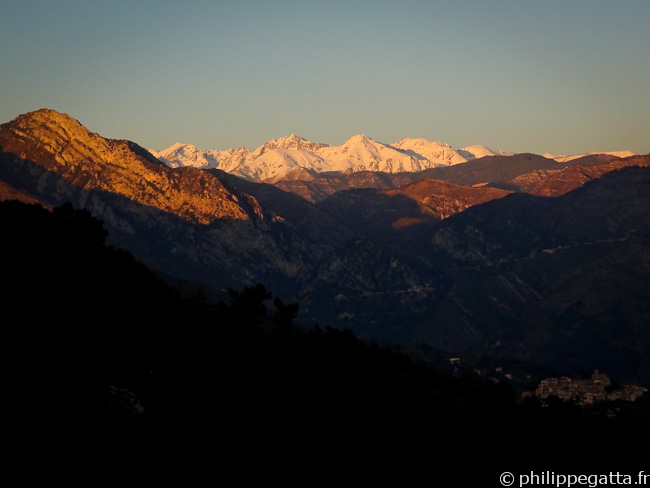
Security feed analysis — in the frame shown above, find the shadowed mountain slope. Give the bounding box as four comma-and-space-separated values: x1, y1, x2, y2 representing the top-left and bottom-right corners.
274, 153, 562, 202
2, 108, 649, 388
5, 198, 648, 476
0, 109, 439, 328
412, 166, 650, 384
317, 179, 512, 240
273, 152, 649, 204
507, 154, 650, 196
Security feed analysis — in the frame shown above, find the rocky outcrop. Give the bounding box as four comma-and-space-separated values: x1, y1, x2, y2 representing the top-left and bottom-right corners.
0, 109, 252, 224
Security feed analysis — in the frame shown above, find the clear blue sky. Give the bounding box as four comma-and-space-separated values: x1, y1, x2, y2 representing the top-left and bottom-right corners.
2, 0, 649, 155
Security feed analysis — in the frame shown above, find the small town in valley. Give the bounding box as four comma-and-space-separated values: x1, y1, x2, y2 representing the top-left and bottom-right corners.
522, 370, 647, 406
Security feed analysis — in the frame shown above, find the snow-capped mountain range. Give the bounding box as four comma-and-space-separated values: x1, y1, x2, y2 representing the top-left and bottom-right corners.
149, 135, 515, 182
150, 134, 637, 183
543, 151, 636, 163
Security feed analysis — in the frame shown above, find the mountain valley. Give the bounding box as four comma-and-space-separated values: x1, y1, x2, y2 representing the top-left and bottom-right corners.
2, 108, 649, 389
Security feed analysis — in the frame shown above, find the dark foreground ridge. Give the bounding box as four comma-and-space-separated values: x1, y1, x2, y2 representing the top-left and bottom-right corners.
2, 199, 648, 482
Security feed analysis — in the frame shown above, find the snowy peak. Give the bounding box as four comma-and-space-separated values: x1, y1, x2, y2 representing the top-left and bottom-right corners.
149, 133, 518, 182
315, 134, 434, 174
392, 138, 467, 166
261, 134, 328, 152
343, 134, 375, 146
149, 142, 250, 173
393, 137, 437, 148
151, 143, 213, 168
543, 150, 636, 163
335, 134, 391, 155
458, 145, 515, 160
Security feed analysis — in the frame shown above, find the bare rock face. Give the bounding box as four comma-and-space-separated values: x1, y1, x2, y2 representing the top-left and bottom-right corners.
0, 109, 252, 224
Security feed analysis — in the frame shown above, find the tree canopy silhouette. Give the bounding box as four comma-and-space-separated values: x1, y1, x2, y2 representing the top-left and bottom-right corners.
1, 199, 647, 479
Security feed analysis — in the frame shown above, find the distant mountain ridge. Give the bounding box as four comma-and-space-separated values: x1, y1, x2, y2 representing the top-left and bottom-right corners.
150, 133, 636, 187
2, 108, 650, 386
544, 150, 636, 163
150, 135, 522, 182
151, 135, 436, 182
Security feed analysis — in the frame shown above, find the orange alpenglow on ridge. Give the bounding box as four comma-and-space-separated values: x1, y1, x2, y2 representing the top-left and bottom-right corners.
0, 109, 254, 224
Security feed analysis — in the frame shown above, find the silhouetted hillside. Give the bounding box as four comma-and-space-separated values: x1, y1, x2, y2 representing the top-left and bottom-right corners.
2, 199, 648, 481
